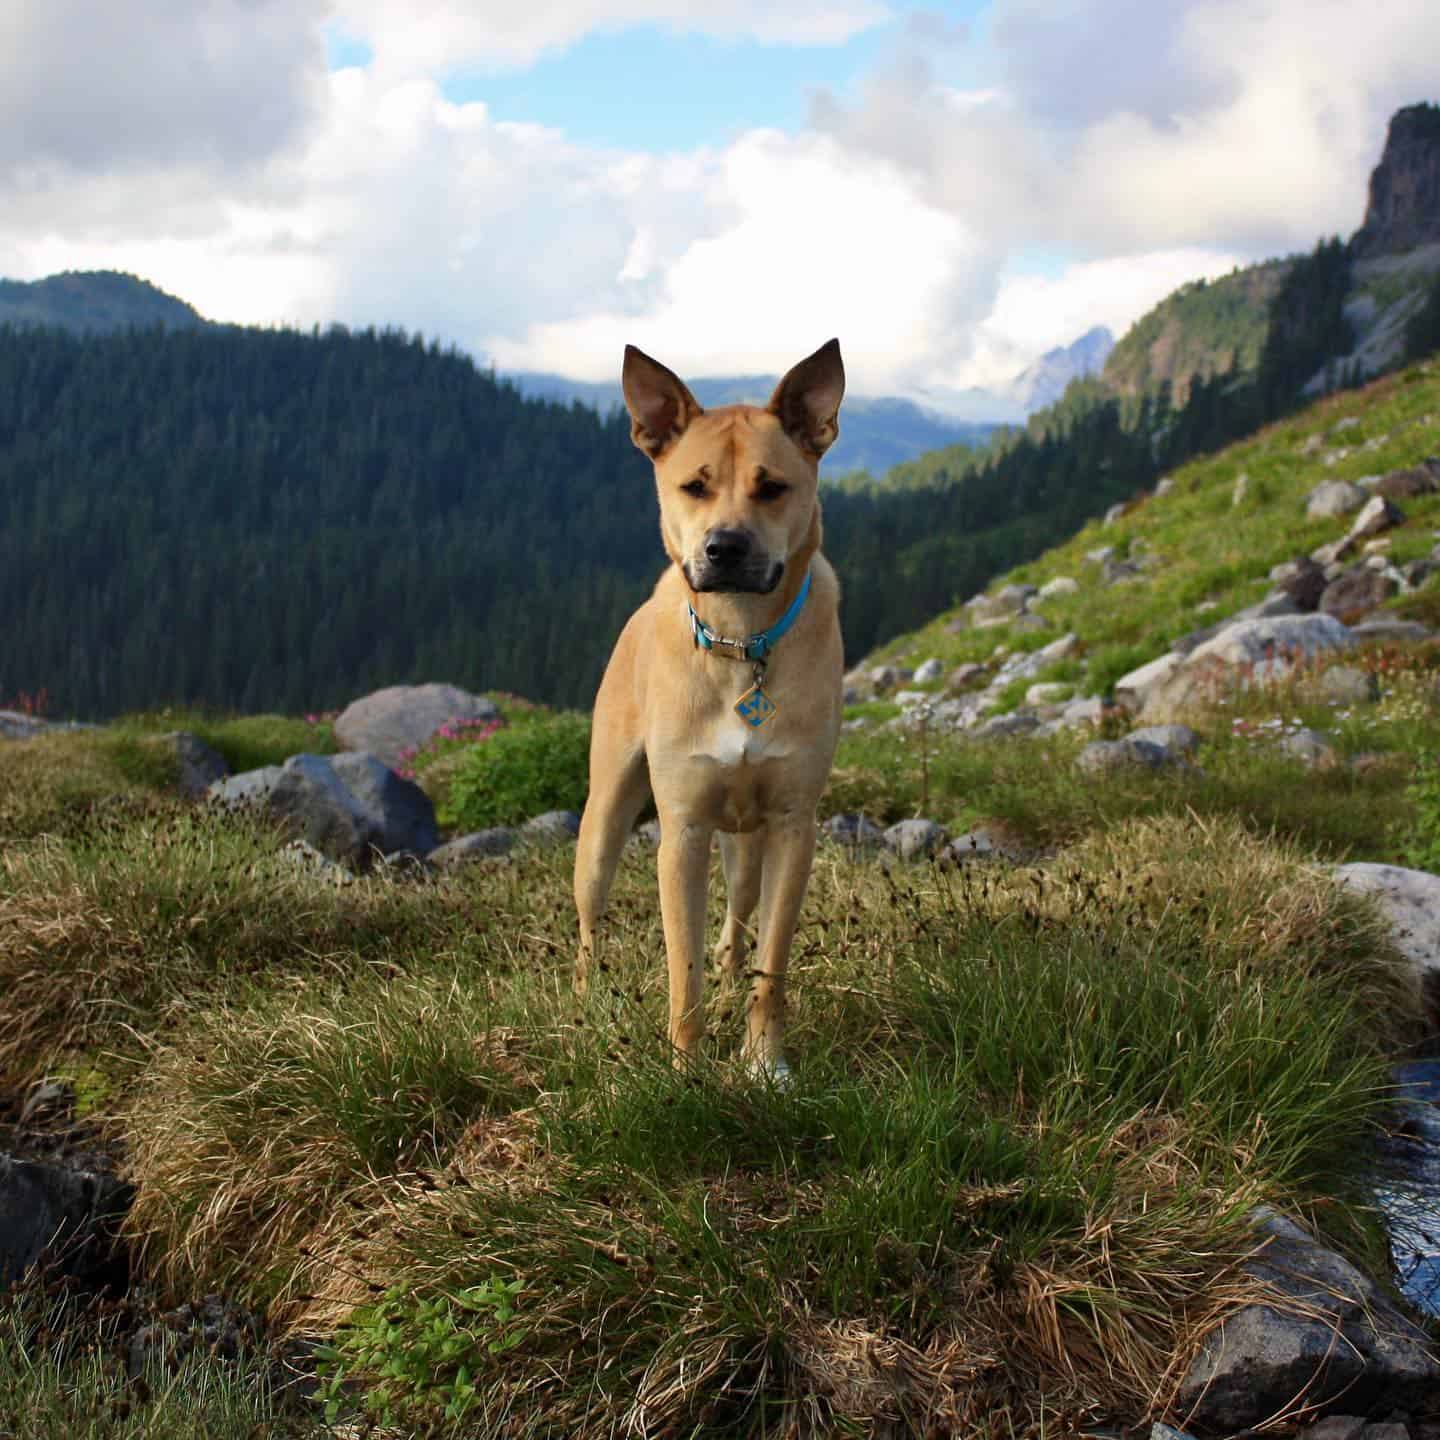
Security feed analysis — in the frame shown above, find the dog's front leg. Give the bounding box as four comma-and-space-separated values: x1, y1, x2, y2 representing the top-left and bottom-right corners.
747, 815, 817, 1078
657, 820, 712, 1059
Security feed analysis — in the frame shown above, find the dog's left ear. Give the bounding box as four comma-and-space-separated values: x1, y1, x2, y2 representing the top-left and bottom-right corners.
622, 345, 704, 459
768, 338, 844, 459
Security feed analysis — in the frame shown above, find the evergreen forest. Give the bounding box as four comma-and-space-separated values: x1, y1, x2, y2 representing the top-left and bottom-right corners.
0, 236, 1413, 718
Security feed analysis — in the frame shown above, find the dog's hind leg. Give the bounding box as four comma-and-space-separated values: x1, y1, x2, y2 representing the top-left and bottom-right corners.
714, 830, 764, 981
574, 740, 650, 996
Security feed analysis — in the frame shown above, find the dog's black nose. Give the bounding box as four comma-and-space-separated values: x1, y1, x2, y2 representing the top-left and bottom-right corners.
704, 529, 751, 567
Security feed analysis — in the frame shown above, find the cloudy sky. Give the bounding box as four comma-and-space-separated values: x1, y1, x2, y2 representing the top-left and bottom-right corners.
0, 0, 1433, 396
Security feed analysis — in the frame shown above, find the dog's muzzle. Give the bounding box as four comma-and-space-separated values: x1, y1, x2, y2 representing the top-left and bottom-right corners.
686, 529, 782, 593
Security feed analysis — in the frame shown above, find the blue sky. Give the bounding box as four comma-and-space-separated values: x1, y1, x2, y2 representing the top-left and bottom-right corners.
431, 3, 991, 153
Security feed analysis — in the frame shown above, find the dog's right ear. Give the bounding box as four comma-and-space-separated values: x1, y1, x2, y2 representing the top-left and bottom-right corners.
622, 345, 703, 459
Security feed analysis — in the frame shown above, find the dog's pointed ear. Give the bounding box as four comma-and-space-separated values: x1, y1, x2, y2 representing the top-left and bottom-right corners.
768, 338, 844, 459
622, 345, 703, 459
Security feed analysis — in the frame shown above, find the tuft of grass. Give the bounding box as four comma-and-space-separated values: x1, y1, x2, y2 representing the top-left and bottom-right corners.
111, 814, 1412, 1435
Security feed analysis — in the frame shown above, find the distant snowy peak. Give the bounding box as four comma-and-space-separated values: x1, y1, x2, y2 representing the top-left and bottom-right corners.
1000, 326, 1115, 413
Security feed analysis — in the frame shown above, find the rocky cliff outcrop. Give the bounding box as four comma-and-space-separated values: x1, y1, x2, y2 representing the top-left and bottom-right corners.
1352, 103, 1440, 259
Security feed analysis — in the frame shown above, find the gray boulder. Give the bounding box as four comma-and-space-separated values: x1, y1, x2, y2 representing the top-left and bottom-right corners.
1277, 728, 1340, 768
1114, 653, 1184, 713
0, 1155, 131, 1290
1127, 724, 1200, 759
1174, 1208, 1439, 1431
237, 753, 439, 871
161, 732, 229, 797
333, 682, 502, 767
1305, 479, 1366, 519
883, 819, 947, 860
974, 713, 1042, 740
1332, 863, 1440, 1024
520, 810, 582, 847
1186, 613, 1355, 670
1075, 738, 1173, 774
429, 828, 517, 868
823, 813, 885, 851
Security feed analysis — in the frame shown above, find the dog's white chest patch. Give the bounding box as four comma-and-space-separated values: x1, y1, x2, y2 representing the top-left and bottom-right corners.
699, 717, 791, 769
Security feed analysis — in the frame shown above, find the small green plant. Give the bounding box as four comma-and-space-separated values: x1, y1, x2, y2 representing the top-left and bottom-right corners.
314, 1280, 524, 1428
444, 710, 591, 829
1398, 754, 1440, 871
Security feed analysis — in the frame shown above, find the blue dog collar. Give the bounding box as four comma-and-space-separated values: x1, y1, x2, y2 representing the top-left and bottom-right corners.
689, 567, 812, 663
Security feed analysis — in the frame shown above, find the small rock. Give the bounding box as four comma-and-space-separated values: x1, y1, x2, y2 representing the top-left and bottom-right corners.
1075, 738, 1171, 774
1332, 864, 1440, 1024
1348, 494, 1405, 540
1154, 478, 1175, 497
823, 814, 885, 851
1305, 479, 1367, 520
1127, 724, 1200, 758
128, 1295, 264, 1380
631, 819, 662, 847
520, 811, 581, 846
973, 713, 1042, 739
1102, 558, 1143, 585
0, 1155, 131, 1290
1276, 557, 1329, 612
939, 828, 1015, 864
333, 683, 503, 768
1312, 536, 1358, 567
1038, 575, 1079, 600
160, 732, 229, 797
913, 658, 944, 684
1319, 566, 1399, 625
1231, 472, 1249, 506
1277, 728, 1340, 768
1350, 618, 1434, 644
1056, 695, 1106, 728
946, 662, 987, 692
1085, 545, 1116, 566
1103, 502, 1126, 525
428, 828, 517, 867
1297, 664, 1377, 706
278, 839, 354, 883
868, 665, 913, 692
1025, 682, 1071, 707
1377, 463, 1440, 501
883, 818, 947, 860
1115, 653, 1184, 713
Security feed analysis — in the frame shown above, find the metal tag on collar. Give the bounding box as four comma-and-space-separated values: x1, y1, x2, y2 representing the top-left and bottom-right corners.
734, 659, 777, 728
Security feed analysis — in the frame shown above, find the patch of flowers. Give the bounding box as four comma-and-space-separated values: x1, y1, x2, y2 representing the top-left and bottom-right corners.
395, 715, 501, 781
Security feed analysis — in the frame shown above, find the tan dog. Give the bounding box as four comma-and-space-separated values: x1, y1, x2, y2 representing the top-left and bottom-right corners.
574, 339, 846, 1080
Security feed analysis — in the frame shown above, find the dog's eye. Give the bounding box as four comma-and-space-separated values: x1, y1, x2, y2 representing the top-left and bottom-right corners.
755, 478, 789, 502
681, 479, 707, 498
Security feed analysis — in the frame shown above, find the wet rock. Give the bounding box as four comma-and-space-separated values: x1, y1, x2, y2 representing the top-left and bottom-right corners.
1174, 1208, 1439, 1432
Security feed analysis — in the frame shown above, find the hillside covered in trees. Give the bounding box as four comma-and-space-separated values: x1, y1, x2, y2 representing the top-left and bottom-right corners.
4, 229, 1435, 721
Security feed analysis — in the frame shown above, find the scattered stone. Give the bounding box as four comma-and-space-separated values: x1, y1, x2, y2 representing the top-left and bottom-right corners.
1312, 536, 1358, 567
1103, 502, 1126, 525
1232, 592, 1300, 622
128, 1296, 264, 1380
868, 665, 913, 692
0, 1154, 131, 1290
1401, 558, 1437, 588
1038, 575, 1079, 600
974, 713, 1043, 740
1154, 478, 1175, 497
428, 828, 517, 867
1085, 545, 1116, 566
1306, 479, 1367, 519
882, 818, 947, 860
913, 658, 944, 684
1277, 728, 1341, 768
520, 810, 581, 847
1008, 612, 1050, 633
1333, 416, 1362, 433
1377, 462, 1440, 501
966, 584, 1034, 625
631, 819, 662, 847
1102, 557, 1143, 585
1348, 494, 1405, 540
1363, 537, 1394, 556
1276, 557, 1329, 612
1351, 618, 1434, 644
158, 731, 229, 797
1332, 864, 1440, 1024
894, 690, 930, 709
1025, 682, 1071, 707
823, 814, 885, 851
1232, 472, 1249, 506
1319, 566, 1399, 624
1127, 724, 1200, 758
207, 765, 284, 811
940, 827, 1022, 865
277, 838, 355, 883
333, 682, 503, 768
1297, 664, 1378, 706
1075, 738, 1171, 774
946, 662, 987, 692
1174, 1207, 1439, 1431
943, 615, 968, 635
1115, 653, 1184, 713
1057, 695, 1106, 728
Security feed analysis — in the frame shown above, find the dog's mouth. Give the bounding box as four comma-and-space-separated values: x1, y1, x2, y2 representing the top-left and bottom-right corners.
684, 559, 784, 595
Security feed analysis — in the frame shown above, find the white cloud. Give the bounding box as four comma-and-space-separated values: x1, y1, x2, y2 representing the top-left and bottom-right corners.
341, 0, 892, 75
